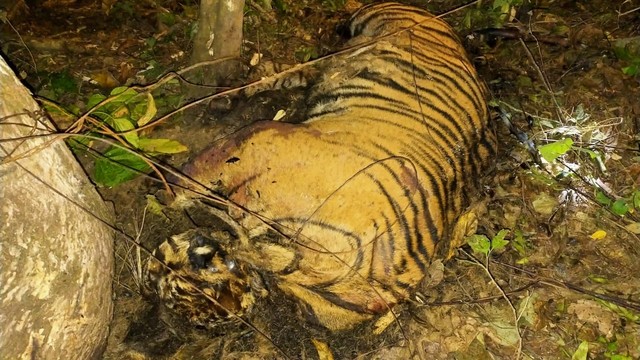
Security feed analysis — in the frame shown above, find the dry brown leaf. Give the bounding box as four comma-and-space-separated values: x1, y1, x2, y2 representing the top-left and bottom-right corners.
567, 300, 618, 338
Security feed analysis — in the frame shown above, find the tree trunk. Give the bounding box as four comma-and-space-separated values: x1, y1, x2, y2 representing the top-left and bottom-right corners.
190, 0, 245, 86
0, 56, 115, 359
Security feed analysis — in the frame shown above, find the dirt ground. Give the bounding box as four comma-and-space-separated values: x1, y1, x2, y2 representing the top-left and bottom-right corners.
1, 0, 640, 359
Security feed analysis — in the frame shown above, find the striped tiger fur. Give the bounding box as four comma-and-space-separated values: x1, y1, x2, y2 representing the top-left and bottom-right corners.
146, 1, 496, 331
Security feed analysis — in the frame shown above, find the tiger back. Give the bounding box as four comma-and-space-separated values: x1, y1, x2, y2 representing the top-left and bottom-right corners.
146, 2, 496, 331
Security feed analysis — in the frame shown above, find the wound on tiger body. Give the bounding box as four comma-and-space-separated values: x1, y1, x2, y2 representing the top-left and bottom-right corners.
146, 1, 496, 333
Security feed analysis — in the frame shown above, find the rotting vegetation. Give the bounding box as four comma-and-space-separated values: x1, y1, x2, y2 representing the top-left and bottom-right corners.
1, 0, 639, 358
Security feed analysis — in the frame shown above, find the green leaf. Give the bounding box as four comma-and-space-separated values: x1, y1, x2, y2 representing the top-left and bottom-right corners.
613, 44, 632, 61
145, 194, 168, 221
610, 355, 632, 360
552, 24, 570, 36
86, 93, 107, 110
157, 12, 176, 26
273, 0, 289, 11
66, 134, 93, 154
622, 65, 638, 76
146, 37, 157, 49
574, 147, 600, 160
611, 199, 629, 216
516, 75, 533, 87
491, 229, 510, 251
137, 138, 188, 154
633, 190, 640, 209
462, 11, 472, 29
602, 337, 618, 351
111, 117, 134, 131
155, 93, 184, 110
94, 147, 151, 187
492, 0, 510, 10
571, 340, 589, 360
513, 229, 526, 251
467, 234, 491, 255
597, 300, 640, 322
108, 87, 139, 112
595, 190, 612, 206
538, 138, 573, 163
111, 117, 139, 147
588, 274, 607, 283
135, 93, 157, 126
110, 86, 137, 98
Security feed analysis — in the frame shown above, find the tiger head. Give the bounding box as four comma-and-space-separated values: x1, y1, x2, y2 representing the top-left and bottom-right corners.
145, 229, 262, 328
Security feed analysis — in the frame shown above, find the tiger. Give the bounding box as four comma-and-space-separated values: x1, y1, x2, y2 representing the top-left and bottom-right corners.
146, 1, 496, 332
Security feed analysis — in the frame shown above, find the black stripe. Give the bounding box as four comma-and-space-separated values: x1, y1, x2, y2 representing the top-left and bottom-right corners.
375, 50, 486, 125
365, 161, 432, 269
351, 4, 437, 37
368, 144, 442, 259
357, 70, 477, 149
309, 93, 473, 159
306, 284, 373, 314
369, 216, 395, 280
276, 217, 363, 253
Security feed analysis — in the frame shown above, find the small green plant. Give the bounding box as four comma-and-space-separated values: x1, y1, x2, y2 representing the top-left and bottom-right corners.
467, 229, 510, 257
67, 86, 187, 187
38, 70, 79, 101
614, 38, 640, 77
295, 46, 318, 62
597, 335, 635, 360
536, 135, 606, 175
463, 0, 523, 29
511, 229, 529, 263
594, 188, 640, 217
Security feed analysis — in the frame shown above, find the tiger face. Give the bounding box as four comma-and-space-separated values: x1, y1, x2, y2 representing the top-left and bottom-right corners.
146, 1, 495, 332
145, 229, 260, 327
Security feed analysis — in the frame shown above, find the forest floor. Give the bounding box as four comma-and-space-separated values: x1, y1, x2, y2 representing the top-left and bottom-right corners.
1, 0, 640, 359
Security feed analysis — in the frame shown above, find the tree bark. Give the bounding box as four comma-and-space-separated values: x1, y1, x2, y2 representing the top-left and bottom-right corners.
0, 56, 115, 359
190, 0, 245, 85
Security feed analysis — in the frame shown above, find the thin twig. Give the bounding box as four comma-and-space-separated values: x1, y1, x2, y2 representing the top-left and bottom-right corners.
460, 249, 523, 359
618, 5, 640, 17
518, 38, 565, 124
